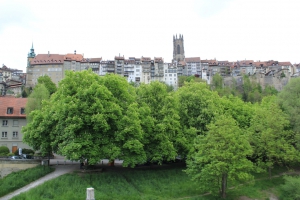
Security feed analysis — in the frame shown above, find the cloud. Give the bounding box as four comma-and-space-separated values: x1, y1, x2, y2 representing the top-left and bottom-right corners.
0, 0, 36, 32
193, 0, 233, 18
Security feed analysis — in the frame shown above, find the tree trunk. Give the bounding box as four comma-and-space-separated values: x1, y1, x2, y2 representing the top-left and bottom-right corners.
221, 174, 227, 198
269, 166, 272, 179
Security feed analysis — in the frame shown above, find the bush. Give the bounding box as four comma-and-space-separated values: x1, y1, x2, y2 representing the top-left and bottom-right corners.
0, 146, 9, 156
279, 175, 300, 200
14, 148, 35, 156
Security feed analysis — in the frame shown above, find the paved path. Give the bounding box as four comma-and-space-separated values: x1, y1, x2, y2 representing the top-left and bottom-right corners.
0, 164, 78, 200
0, 156, 124, 200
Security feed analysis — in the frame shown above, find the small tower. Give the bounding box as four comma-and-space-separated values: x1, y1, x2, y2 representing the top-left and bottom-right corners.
27, 43, 36, 68
173, 34, 185, 62
26, 43, 36, 87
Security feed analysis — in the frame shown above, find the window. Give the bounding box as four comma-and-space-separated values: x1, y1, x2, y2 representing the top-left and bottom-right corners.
7, 107, 13, 114
13, 131, 18, 138
2, 132, 7, 138
13, 120, 19, 126
169, 74, 172, 76
2, 120, 8, 126
177, 44, 180, 54
21, 108, 25, 114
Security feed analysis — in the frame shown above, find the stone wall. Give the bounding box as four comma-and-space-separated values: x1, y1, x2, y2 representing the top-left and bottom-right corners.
223, 73, 290, 91
0, 159, 41, 178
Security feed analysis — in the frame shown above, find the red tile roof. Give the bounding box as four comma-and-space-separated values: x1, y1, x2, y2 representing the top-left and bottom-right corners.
185, 57, 200, 62
0, 97, 27, 118
64, 54, 83, 61
142, 57, 151, 62
115, 56, 124, 60
31, 54, 65, 65
154, 57, 163, 62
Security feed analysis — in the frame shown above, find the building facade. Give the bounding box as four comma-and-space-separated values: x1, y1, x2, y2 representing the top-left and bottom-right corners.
0, 97, 30, 153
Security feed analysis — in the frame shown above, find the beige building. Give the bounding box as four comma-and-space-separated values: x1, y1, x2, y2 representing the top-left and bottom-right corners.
0, 97, 31, 153
26, 47, 102, 87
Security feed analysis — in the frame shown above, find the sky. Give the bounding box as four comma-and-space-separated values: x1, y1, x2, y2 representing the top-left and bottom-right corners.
1, 0, 300, 72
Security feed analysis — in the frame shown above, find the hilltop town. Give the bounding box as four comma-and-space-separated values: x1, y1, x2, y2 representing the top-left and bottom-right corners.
1, 34, 299, 97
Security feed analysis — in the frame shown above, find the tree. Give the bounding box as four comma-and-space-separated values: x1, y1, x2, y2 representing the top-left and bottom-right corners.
25, 84, 50, 122
136, 81, 178, 164
178, 75, 205, 87
176, 81, 221, 134
185, 115, 254, 198
23, 70, 146, 166
220, 95, 254, 129
280, 176, 300, 200
37, 75, 57, 95
277, 77, 300, 134
248, 96, 298, 177
211, 73, 223, 91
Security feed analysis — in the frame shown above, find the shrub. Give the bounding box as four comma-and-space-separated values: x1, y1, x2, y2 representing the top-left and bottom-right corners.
0, 146, 9, 156
279, 175, 300, 200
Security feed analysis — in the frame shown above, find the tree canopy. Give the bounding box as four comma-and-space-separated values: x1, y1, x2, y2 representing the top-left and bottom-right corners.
185, 115, 254, 198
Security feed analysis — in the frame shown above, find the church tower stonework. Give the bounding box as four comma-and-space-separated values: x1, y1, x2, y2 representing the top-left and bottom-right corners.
173, 34, 185, 62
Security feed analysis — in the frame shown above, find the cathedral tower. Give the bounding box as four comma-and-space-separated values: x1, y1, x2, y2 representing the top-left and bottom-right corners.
173, 34, 185, 62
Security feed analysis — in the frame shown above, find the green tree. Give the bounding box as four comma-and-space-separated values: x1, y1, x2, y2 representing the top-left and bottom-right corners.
178, 75, 205, 87
23, 70, 146, 166
23, 100, 55, 158
185, 115, 254, 198
136, 81, 178, 164
25, 84, 50, 122
211, 73, 223, 91
176, 81, 221, 134
248, 96, 298, 177
37, 75, 57, 95
220, 95, 254, 129
280, 176, 300, 200
277, 77, 300, 134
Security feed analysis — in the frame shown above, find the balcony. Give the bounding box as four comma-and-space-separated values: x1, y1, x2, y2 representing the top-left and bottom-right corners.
107, 68, 115, 72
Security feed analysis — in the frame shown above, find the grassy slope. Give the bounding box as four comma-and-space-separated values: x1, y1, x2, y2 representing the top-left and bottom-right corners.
0, 166, 54, 197
9, 165, 294, 200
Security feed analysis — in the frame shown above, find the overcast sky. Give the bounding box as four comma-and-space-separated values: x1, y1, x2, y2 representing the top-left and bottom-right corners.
1, 0, 300, 72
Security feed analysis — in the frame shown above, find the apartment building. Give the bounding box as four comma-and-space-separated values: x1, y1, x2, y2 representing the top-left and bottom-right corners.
0, 97, 31, 153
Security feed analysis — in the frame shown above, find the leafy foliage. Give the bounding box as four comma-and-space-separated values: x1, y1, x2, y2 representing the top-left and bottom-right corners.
278, 78, 300, 132
0, 146, 9, 156
136, 82, 178, 164
248, 96, 298, 177
37, 75, 57, 95
280, 175, 300, 200
25, 84, 50, 122
185, 115, 254, 198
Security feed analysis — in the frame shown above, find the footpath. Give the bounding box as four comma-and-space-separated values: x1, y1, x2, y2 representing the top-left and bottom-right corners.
0, 156, 123, 200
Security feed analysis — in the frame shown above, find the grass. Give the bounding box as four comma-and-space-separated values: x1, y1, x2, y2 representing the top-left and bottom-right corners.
7, 164, 296, 200
0, 165, 54, 197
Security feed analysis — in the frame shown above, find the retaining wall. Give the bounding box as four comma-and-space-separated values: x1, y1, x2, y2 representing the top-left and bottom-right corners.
0, 159, 42, 178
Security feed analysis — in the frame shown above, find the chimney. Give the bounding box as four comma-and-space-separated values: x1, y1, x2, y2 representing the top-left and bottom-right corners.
74, 50, 76, 55
48, 51, 50, 57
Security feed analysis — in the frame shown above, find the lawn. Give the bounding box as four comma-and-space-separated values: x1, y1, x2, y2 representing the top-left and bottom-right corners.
0, 165, 54, 197
10, 164, 292, 200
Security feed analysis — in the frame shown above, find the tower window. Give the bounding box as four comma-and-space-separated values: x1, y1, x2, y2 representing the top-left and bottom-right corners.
177, 45, 180, 54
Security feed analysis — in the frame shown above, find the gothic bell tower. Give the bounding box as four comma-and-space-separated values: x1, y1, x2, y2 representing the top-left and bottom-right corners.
173, 34, 185, 62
